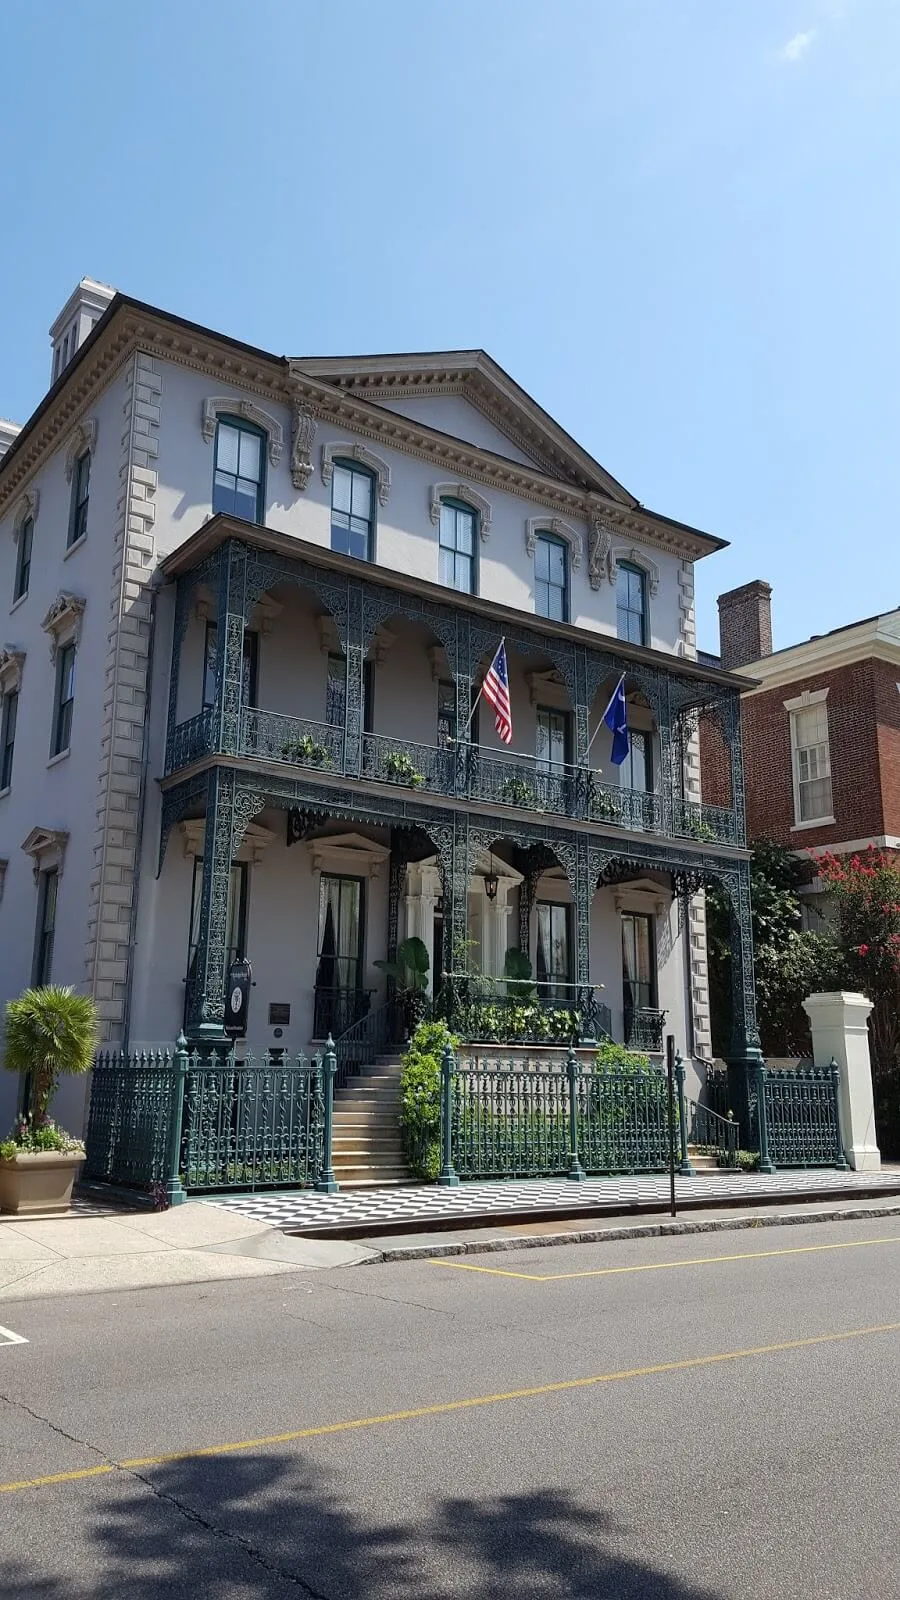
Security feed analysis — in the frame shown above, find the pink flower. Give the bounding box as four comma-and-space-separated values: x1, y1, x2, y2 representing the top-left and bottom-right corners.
858, 944, 870, 957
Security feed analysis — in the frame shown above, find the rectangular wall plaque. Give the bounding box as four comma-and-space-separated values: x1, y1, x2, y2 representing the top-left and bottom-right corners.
268, 1002, 291, 1026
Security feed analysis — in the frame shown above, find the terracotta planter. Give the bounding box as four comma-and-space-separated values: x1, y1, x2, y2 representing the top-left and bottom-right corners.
0, 1150, 84, 1216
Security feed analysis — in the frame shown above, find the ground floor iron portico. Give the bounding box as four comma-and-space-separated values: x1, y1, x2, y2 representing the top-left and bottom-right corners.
125, 764, 761, 1112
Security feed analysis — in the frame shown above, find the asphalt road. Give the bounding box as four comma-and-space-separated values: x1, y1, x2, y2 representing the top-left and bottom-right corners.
2, 1216, 900, 1600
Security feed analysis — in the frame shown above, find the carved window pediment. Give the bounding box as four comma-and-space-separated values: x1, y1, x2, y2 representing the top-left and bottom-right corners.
525, 517, 583, 571
322, 442, 391, 506
429, 481, 492, 540
64, 419, 97, 482
0, 648, 25, 694
179, 818, 276, 865
21, 826, 69, 882
307, 831, 390, 879
201, 397, 284, 466
12, 489, 39, 541
41, 593, 86, 661
612, 545, 660, 597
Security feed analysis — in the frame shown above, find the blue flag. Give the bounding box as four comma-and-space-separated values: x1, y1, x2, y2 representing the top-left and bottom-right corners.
602, 674, 629, 766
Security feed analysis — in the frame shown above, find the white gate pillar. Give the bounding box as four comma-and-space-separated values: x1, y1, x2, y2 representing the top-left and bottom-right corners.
802, 991, 880, 1171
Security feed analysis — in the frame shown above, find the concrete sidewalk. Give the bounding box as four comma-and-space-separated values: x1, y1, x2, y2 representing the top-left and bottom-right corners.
4, 1187, 900, 1301
0, 1198, 373, 1301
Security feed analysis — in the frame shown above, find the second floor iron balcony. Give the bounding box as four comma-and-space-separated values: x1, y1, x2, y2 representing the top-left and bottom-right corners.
166, 704, 744, 847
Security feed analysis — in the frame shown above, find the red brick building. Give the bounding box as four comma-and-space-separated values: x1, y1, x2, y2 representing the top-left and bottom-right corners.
703, 581, 900, 920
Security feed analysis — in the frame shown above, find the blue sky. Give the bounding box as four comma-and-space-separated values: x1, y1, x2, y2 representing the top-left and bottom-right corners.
3, 0, 898, 653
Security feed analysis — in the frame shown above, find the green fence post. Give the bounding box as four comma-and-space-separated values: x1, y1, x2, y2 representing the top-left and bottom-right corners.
674, 1050, 695, 1176
830, 1056, 850, 1171
437, 1040, 460, 1186
566, 1044, 587, 1181
315, 1037, 339, 1193
754, 1059, 776, 1174
165, 1034, 188, 1207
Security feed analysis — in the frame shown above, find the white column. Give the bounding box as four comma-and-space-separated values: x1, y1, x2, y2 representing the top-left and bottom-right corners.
802, 991, 880, 1171
403, 862, 439, 994
481, 880, 514, 979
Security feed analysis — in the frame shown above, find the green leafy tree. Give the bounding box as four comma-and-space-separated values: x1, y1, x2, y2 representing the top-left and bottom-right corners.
3, 986, 99, 1129
707, 841, 842, 1057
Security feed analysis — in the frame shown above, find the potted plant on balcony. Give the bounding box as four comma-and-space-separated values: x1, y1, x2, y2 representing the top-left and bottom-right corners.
280, 733, 329, 766
383, 750, 425, 788
0, 985, 99, 1216
500, 774, 538, 809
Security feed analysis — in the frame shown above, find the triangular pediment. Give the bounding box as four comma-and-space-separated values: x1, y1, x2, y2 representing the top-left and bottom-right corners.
292, 350, 636, 504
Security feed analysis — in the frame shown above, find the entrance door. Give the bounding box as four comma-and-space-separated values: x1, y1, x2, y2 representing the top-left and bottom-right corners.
535, 901, 571, 1001
315, 874, 365, 1036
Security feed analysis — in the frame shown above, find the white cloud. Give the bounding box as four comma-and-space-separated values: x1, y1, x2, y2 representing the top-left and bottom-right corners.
778, 27, 818, 61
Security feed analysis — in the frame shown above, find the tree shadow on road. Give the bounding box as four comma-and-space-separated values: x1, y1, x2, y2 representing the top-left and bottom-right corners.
4, 1449, 727, 1600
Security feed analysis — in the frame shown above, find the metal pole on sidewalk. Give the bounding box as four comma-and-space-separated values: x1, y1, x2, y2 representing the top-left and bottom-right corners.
666, 1033, 677, 1219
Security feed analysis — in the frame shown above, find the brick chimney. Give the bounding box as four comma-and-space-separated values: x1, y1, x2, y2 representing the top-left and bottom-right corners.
717, 580, 773, 669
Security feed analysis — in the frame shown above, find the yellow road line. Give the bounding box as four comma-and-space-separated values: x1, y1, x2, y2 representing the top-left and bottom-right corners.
428, 1232, 900, 1281
2, 1318, 899, 1497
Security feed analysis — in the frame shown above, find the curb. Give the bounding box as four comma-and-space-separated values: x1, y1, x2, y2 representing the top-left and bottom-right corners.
362, 1199, 900, 1263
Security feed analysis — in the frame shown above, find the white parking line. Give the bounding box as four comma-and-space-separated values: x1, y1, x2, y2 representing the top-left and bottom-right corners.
0, 1324, 28, 1347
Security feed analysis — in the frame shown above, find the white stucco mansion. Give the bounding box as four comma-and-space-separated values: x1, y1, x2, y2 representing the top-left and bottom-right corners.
0, 280, 757, 1137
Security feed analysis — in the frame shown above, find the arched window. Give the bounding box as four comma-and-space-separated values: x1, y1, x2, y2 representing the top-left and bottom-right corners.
439, 498, 477, 595
330, 458, 375, 561
616, 561, 647, 646
534, 533, 569, 622
213, 415, 266, 523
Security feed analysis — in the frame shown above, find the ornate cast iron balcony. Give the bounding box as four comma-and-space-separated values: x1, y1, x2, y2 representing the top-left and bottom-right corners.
672, 797, 743, 846
164, 711, 744, 850
167, 706, 217, 772
590, 781, 662, 833
623, 1007, 667, 1053
242, 709, 343, 771
468, 749, 582, 817
361, 733, 457, 794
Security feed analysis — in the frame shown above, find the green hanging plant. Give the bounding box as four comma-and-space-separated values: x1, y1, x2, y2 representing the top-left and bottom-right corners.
384, 750, 425, 788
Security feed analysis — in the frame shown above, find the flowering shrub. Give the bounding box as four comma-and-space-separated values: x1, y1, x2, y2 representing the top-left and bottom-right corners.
816, 846, 900, 1109
0, 1115, 84, 1163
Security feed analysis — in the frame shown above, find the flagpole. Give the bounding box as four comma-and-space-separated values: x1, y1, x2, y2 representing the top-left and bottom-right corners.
583, 671, 626, 765
460, 636, 505, 740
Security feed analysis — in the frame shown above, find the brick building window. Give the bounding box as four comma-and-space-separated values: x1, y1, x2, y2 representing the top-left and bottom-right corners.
788, 695, 833, 824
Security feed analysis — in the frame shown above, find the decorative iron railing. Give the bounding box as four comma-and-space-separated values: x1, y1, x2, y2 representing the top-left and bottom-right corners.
167, 707, 216, 772
84, 1038, 337, 1198
436, 973, 611, 1047
468, 750, 580, 817
577, 1064, 674, 1174
624, 1007, 667, 1052
361, 733, 456, 794
439, 1042, 686, 1182
331, 994, 408, 1093
760, 1062, 846, 1169
672, 798, 745, 847
589, 782, 662, 832
687, 1099, 740, 1166
241, 709, 343, 771
313, 985, 373, 1040
84, 1049, 177, 1192
181, 1050, 325, 1191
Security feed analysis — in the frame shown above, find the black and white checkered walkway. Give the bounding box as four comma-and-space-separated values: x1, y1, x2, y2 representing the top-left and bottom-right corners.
205, 1168, 900, 1234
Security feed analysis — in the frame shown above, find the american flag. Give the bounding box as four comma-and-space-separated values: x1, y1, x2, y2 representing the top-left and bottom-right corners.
482, 640, 512, 744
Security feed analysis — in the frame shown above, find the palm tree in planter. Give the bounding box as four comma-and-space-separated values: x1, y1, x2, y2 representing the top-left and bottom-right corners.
0, 985, 99, 1216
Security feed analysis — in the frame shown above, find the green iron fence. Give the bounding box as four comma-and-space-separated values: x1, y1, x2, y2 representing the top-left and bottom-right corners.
84, 1036, 338, 1200
758, 1061, 847, 1170
437, 1043, 690, 1183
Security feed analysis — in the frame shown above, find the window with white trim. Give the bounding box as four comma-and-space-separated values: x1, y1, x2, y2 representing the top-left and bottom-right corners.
790, 702, 833, 823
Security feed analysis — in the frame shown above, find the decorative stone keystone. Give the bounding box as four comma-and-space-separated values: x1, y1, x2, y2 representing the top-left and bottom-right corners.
802, 992, 880, 1171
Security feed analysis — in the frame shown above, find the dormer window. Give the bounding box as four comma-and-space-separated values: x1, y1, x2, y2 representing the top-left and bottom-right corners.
439, 499, 477, 595
68, 451, 91, 548
213, 415, 265, 523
